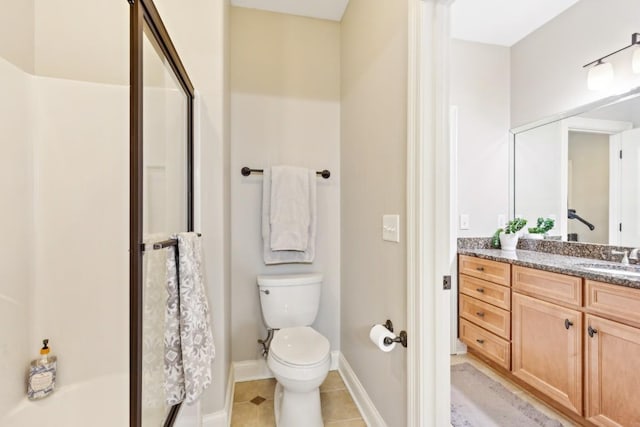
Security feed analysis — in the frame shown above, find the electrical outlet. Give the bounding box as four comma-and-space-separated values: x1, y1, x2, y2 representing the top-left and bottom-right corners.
460, 214, 470, 230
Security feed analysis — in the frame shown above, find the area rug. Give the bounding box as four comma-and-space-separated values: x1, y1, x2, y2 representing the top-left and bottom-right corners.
451, 363, 565, 427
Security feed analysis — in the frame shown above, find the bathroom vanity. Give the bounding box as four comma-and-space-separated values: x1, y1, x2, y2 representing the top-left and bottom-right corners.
458, 247, 640, 427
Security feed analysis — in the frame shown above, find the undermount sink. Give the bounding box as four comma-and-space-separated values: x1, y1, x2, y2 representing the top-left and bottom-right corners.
575, 263, 640, 278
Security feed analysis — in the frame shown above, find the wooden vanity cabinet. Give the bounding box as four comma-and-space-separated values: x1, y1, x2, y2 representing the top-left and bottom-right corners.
458, 255, 512, 370
512, 266, 584, 415
585, 280, 640, 426
512, 292, 583, 415
585, 315, 640, 426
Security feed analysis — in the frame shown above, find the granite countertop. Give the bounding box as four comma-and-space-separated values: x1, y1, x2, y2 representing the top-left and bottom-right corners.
458, 248, 640, 290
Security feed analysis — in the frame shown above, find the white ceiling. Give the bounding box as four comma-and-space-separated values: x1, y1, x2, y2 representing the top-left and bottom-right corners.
230, 0, 580, 45
230, 0, 349, 21
451, 0, 580, 47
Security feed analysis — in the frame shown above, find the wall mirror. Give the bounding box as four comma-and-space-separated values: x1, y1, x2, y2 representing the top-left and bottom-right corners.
512, 87, 640, 246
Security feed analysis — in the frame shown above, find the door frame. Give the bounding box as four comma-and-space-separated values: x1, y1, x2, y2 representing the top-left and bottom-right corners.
407, 1, 453, 425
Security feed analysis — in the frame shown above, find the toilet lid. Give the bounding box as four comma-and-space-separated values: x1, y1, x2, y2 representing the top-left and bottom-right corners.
270, 327, 330, 367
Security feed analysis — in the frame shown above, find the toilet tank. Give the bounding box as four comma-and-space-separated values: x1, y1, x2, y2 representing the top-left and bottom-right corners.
257, 273, 323, 329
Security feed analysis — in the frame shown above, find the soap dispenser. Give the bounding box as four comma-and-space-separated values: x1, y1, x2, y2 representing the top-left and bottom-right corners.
27, 339, 57, 400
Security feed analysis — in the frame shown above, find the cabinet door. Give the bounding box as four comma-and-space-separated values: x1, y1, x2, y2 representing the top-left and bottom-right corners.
586, 315, 640, 426
512, 293, 583, 415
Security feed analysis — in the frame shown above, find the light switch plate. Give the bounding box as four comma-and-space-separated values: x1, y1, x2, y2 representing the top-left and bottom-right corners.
383, 215, 400, 242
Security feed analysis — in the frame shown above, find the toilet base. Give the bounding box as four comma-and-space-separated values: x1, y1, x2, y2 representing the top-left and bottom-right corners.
274, 381, 324, 427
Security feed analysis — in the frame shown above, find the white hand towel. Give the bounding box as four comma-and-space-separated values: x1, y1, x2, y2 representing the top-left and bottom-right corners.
270, 166, 311, 251
262, 167, 317, 264
164, 232, 215, 405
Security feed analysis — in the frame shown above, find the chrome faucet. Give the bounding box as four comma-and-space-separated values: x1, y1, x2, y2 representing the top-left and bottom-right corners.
612, 249, 629, 265
630, 248, 640, 264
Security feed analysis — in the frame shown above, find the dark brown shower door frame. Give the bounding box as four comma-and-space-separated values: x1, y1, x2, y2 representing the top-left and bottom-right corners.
130, 0, 195, 426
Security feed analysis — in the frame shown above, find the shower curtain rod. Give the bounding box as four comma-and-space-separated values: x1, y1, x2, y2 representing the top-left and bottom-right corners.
143, 233, 202, 251
241, 166, 331, 179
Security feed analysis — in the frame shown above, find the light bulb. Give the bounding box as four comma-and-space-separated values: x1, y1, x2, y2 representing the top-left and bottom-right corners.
632, 47, 640, 73
587, 61, 614, 91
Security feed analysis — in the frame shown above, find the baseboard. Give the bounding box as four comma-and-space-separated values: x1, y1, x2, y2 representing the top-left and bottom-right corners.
202, 363, 235, 427
233, 351, 341, 383
202, 410, 226, 427
338, 353, 387, 427
233, 358, 273, 382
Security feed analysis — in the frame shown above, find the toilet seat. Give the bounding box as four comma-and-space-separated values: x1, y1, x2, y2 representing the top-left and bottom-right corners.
270, 327, 330, 368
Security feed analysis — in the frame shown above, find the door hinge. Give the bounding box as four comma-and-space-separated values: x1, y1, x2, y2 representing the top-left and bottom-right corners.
443, 275, 451, 290
620, 223, 623, 232
620, 150, 623, 159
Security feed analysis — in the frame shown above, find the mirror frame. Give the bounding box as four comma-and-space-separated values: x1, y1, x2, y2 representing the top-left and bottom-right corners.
508, 86, 640, 226
130, 0, 195, 426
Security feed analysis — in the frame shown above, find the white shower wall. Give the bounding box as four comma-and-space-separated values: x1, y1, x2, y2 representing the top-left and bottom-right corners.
0, 56, 34, 418
0, 70, 130, 424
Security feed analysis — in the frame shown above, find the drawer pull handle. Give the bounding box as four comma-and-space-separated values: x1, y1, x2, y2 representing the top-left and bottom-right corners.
476, 339, 485, 344
588, 326, 598, 338
564, 319, 573, 330
476, 266, 485, 272
476, 311, 485, 318
476, 288, 485, 293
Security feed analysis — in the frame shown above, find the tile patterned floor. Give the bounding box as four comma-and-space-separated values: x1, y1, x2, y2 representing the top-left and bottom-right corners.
451, 354, 579, 426
231, 371, 366, 427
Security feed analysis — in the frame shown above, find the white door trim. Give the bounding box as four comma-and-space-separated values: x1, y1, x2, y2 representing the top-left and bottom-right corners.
407, 1, 453, 426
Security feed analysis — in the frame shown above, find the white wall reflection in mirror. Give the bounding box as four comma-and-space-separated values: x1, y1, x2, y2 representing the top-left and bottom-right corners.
514, 90, 640, 246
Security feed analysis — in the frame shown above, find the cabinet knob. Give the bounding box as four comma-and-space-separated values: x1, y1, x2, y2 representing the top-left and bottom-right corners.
476, 288, 485, 293
476, 311, 485, 318
476, 266, 485, 272
564, 319, 573, 330
476, 339, 485, 344
588, 326, 598, 338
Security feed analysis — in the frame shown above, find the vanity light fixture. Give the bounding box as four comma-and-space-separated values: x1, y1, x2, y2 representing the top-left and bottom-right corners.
587, 60, 614, 91
584, 32, 640, 90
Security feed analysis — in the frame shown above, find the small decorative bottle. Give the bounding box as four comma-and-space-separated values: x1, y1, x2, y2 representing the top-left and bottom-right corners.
27, 339, 57, 400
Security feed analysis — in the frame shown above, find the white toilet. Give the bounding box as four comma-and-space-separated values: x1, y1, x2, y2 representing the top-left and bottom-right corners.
257, 273, 330, 427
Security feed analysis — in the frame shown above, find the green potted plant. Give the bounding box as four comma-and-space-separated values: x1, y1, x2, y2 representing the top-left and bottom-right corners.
491, 217, 527, 251
526, 217, 555, 240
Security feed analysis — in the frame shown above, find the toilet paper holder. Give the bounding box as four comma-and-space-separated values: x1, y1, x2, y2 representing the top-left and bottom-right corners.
381, 319, 408, 348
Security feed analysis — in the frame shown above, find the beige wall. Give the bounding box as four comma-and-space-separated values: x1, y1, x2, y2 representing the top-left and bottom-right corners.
340, 0, 408, 425
0, 0, 34, 72
34, 0, 128, 84
451, 40, 511, 237
154, 0, 231, 415
568, 132, 610, 243
230, 7, 341, 361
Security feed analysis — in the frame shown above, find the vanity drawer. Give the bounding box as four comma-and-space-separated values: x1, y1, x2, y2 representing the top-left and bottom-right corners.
459, 255, 511, 287
460, 294, 511, 340
460, 318, 511, 370
586, 280, 640, 328
460, 275, 511, 310
512, 266, 582, 308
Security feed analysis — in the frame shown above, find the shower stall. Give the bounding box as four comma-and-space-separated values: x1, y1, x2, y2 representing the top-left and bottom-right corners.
0, 1, 195, 426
